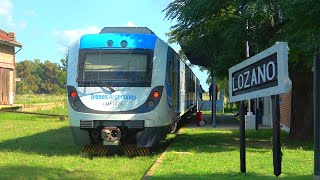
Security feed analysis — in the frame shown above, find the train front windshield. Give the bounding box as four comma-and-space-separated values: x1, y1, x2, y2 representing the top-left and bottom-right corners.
77, 50, 153, 87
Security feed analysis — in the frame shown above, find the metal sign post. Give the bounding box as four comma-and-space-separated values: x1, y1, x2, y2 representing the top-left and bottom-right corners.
272, 95, 281, 177
240, 101, 246, 173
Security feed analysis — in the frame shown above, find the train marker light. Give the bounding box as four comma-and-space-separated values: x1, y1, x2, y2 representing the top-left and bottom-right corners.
70, 91, 77, 97
120, 40, 128, 48
107, 40, 113, 47
153, 91, 160, 98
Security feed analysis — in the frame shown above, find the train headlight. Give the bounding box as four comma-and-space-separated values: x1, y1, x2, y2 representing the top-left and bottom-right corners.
70, 91, 77, 98
73, 100, 81, 108
147, 100, 155, 108
120, 40, 128, 48
153, 91, 160, 98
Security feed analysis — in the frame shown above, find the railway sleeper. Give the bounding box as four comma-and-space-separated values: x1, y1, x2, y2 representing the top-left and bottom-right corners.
123, 145, 151, 156
82, 144, 108, 156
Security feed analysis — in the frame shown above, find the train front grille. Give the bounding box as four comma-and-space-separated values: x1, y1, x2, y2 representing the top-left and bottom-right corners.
80, 120, 94, 129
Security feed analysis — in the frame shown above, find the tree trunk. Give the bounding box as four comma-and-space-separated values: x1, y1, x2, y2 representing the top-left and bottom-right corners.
289, 72, 314, 140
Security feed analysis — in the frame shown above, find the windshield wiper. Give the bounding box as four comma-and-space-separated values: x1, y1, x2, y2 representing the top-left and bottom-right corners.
94, 81, 115, 93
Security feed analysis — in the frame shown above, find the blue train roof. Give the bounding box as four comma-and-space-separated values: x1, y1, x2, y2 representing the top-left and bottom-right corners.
79, 33, 157, 50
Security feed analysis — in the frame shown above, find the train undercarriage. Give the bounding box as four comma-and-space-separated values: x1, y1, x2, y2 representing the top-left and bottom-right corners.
78, 106, 197, 156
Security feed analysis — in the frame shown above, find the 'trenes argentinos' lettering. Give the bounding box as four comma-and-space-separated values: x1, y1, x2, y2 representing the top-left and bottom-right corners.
91, 94, 137, 100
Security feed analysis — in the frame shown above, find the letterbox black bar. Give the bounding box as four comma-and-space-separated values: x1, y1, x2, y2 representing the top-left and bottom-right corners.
272, 95, 281, 177
240, 101, 246, 173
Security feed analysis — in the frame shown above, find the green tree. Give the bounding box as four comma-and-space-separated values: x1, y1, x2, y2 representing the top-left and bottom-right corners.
16, 60, 40, 94
164, 0, 319, 139
16, 59, 67, 95
164, 0, 290, 79
279, 0, 320, 71
39, 60, 63, 94
277, 0, 320, 140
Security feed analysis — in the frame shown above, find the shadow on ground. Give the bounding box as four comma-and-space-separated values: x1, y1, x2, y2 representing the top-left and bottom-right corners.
0, 127, 82, 156
0, 126, 167, 157
189, 114, 240, 126
148, 172, 312, 180
0, 165, 68, 179
0, 165, 99, 179
178, 114, 313, 153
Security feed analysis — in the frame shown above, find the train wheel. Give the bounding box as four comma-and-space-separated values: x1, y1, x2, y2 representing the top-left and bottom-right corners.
199, 120, 206, 126
170, 121, 177, 134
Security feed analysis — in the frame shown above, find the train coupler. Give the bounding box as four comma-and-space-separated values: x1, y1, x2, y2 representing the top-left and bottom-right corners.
101, 127, 121, 146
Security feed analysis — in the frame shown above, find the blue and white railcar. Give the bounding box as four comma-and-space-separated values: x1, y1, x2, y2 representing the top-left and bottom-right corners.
67, 27, 199, 147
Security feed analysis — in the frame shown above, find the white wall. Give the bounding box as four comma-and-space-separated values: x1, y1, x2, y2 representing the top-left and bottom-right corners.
262, 96, 272, 127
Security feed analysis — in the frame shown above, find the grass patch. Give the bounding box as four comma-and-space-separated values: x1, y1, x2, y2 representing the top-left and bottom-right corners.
34, 105, 68, 115
0, 112, 159, 179
150, 128, 313, 179
15, 94, 66, 104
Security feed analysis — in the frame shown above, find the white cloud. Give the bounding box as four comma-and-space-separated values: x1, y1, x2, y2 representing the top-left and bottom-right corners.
0, 0, 27, 30
0, 0, 13, 16
53, 26, 101, 54
127, 21, 137, 27
53, 26, 101, 47
24, 10, 36, 16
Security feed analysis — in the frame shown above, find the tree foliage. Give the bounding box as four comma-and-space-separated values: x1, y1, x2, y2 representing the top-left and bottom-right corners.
164, 0, 244, 80
164, 0, 320, 79
164, 0, 320, 140
16, 59, 67, 94
278, 0, 320, 71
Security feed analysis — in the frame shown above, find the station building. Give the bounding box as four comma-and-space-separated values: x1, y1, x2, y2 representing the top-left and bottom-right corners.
0, 29, 22, 105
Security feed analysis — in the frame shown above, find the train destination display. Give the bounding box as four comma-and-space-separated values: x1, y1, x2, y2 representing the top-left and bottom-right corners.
229, 42, 291, 102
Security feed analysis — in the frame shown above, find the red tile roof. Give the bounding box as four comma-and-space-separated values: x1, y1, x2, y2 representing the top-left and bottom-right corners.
0, 29, 22, 47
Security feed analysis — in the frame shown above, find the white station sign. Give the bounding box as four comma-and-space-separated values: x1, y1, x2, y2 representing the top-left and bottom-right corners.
229, 42, 292, 102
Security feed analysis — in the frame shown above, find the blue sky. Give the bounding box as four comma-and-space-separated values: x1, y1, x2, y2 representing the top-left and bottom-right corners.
0, 0, 210, 90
